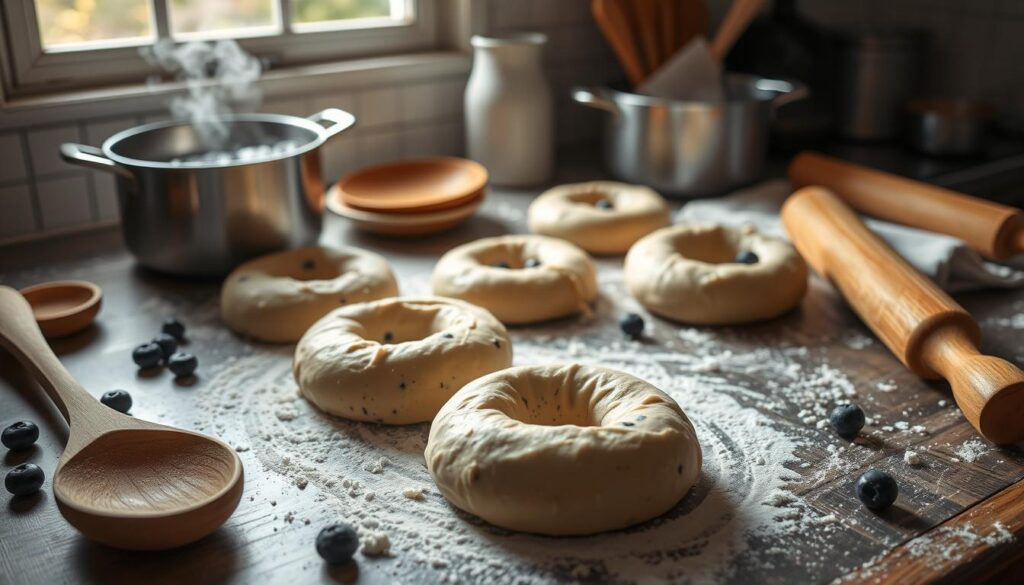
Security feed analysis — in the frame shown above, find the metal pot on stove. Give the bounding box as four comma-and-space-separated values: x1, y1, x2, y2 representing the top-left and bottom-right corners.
60, 108, 355, 277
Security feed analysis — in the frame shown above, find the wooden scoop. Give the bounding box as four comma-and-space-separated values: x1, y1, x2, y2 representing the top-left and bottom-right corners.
789, 151, 1024, 260
782, 188, 1024, 444
593, 0, 648, 85
0, 286, 243, 550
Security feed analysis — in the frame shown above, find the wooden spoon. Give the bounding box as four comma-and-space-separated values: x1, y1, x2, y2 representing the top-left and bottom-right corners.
593, 0, 648, 85
0, 286, 244, 550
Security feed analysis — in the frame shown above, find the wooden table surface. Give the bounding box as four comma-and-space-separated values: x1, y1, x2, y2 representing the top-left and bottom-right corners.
2, 169, 1024, 585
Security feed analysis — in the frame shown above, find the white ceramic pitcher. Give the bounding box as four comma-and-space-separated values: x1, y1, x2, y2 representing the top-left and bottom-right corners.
465, 33, 554, 187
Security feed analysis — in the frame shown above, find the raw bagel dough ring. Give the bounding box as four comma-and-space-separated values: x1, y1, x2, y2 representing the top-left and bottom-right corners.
221, 246, 398, 343
431, 234, 598, 324
528, 181, 670, 254
426, 363, 702, 535
625, 223, 808, 324
294, 297, 512, 424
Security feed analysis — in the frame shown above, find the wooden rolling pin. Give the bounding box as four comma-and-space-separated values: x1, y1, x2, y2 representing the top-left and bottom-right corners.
782, 187, 1024, 444
789, 151, 1024, 260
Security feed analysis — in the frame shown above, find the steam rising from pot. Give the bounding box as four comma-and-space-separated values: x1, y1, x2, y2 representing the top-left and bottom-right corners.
141, 39, 263, 149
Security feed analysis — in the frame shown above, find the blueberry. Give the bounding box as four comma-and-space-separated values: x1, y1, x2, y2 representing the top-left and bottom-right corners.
595, 199, 614, 210
735, 250, 759, 264
101, 390, 132, 414
161, 318, 186, 341
829, 403, 865, 437
524, 258, 542, 268
152, 333, 179, 359
5, 463, 44, 496
168, 352, 198, 378
619, 313, 645, 339
302, 259, 316, 271
132, 342, 164, 368
383, 331, 394, 343
2, 421, 39, 451
856, 469, 898, 511
493, 261, 510, 269
316, 523, 359, 565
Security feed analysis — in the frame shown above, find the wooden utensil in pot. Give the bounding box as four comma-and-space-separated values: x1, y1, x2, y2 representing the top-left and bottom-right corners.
789, 151, 1024, 260
782, 187, 1024, 444
709, 0, 766, 61
593, 0, 648, 85
0, 286, 244, 549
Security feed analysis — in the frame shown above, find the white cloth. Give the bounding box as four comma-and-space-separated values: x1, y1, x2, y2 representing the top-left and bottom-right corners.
676, 179, 1024, 292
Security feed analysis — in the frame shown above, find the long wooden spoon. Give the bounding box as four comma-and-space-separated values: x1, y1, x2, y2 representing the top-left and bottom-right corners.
593, 0, 648, 85
0, 286, 244, 550
709, 0, 765, 61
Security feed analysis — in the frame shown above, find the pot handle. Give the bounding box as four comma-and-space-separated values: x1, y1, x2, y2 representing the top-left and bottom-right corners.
572, 87, 621, 117
60, 143, 135, 182
308, 108, 356, 141
755, 78, 811, 110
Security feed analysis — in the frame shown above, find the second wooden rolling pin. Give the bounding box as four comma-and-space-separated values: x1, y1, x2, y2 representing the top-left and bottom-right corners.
789, 151, 1024, 260
782, 186, 1024, 444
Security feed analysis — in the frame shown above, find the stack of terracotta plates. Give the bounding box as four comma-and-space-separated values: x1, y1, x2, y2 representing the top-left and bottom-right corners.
327, 157, 487, 237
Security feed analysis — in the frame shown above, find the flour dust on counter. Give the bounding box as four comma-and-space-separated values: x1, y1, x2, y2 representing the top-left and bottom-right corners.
181, 266, 969, 585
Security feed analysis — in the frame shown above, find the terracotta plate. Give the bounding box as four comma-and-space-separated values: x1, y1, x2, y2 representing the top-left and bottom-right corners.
338, 157, 488, 214
328, 185, 483, 237
20, 280, 102, 338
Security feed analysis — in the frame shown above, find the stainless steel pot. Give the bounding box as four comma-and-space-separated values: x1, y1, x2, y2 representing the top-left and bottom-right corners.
573, 75, 807, 197
61, 108, 355, 276
906, 98, 989, 157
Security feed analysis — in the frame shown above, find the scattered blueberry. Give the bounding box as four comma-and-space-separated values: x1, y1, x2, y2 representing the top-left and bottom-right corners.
132, 342, 164, 368
856, 470, 898, 511
2, 421, 39, 451
5, 463, 44, 496
619, 313, 645, 339
830, 403, 865, 437
524, 258, 542, 268
100, 390, 132, 414
161, 318, 186, 341
735, 250, 759, 264
493, 261, 510, 269
168, 352, 198, 378
316, 523, 359, 565
152, 333, 179, 359
595, 199, 614, 210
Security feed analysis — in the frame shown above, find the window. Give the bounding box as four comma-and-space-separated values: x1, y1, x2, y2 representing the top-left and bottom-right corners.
1, 0, 437, 96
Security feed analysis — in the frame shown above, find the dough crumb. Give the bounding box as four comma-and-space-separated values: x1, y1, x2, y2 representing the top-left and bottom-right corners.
402, 487, 425, 500
876, 380, 897, 393
364, 457, 388, 474
361, 532, 392, 557
904, 450, 923, 466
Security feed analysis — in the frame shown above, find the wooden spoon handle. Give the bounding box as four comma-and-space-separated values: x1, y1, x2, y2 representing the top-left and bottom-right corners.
709, 0, 765, 61
789, 151, 1024, 260
593, 0, 648, 85
0, 286, 101, 423
631, 0, 662, 73
782, 187, 1024, 444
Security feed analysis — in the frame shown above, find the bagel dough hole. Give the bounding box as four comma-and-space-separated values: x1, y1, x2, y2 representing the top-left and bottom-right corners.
360, 303, 457, 345
673, 228, 741, 265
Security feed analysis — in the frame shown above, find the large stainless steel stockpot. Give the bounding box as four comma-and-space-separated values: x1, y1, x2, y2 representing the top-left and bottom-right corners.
61, 108, 355, 276
573, 75, 807, 197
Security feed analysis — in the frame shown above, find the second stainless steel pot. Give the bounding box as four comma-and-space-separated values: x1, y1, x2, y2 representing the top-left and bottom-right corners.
573, 75, 807, 197
61, 109, 355, 277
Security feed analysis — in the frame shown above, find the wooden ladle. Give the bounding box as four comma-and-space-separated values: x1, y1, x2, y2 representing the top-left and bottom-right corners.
0, 286, 243, 550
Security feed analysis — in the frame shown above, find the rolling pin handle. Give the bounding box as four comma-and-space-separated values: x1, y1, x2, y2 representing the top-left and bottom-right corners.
920, 324, 1024, 444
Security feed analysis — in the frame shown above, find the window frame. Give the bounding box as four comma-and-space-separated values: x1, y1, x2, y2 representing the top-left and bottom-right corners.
1, 0, 438, 98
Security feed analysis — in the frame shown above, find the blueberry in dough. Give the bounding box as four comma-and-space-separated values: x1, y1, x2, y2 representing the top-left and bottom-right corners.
524, 258, 541, 268
735, 250, 759, 264
493, 261, 510, 269
595, 199, 614, 210
856, 469, 898, 511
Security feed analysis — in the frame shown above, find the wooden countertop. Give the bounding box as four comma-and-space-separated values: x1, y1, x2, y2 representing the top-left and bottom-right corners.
1, 176, 1024, 585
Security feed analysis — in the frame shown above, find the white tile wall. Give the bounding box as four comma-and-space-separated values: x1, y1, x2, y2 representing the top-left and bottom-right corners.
27, 124, 83, 176
36, 175, 92, 230
0, 133, 28, 184
0, 184, 36, 238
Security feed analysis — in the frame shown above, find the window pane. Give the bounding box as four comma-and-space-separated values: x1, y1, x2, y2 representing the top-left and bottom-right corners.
170, 0, 278, 37
34, 0, 153, 49
294, 0, 402, 26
